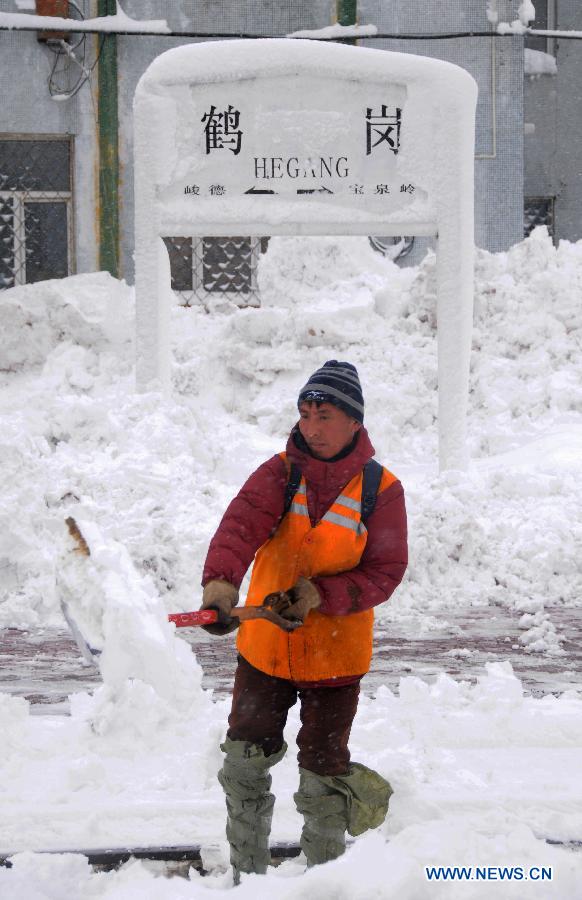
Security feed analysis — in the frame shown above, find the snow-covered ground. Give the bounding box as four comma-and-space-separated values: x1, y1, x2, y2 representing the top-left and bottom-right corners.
1, 228, 581, 896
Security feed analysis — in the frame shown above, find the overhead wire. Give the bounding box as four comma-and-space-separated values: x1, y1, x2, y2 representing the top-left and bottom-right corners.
49, 34, 105, 100
3, 23, 582, 40
46, 0, 105, 101
4, 14, 577, 103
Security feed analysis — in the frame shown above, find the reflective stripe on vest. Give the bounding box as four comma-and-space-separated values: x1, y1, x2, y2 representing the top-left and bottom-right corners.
290, 492, 367, 535
236, 453, 397, 681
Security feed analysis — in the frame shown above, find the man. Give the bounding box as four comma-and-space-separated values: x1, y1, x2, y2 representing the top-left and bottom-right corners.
201, 360, 407, 881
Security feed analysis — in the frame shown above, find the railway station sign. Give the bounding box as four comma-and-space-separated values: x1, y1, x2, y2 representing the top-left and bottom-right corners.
134, 39, 477, 469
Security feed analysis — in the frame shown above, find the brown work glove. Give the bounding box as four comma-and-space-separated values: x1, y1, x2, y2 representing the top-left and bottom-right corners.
280, 576, 321, 623
200, 580, 239, 635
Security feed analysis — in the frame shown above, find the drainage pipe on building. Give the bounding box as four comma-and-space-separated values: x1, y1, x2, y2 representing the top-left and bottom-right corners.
337, 0, 358, 44
97, 0, 119, 277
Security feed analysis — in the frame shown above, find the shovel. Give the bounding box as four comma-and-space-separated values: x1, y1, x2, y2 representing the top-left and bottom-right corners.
168, 607, 302, 632
62, 517, 302, 663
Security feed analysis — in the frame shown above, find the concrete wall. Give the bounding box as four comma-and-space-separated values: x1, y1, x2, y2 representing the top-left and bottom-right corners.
0, 0, 98, 274
0, 0, 331, 281
525, 2, 582, 243
0, 0, 527, 281
117, 0, 333, 280
361, 0, 524, 263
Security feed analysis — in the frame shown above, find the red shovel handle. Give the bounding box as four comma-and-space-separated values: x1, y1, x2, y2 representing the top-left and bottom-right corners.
168, 610, 218, 628
169, 605, 302, 633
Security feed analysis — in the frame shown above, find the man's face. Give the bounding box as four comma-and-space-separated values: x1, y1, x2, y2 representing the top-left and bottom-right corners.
298, 401, 360, 460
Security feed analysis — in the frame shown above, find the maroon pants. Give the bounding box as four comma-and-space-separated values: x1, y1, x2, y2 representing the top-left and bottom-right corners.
226, 655, 360, 776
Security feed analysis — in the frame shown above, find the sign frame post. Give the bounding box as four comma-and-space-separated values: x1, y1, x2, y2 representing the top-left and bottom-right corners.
134, 39, 477, 471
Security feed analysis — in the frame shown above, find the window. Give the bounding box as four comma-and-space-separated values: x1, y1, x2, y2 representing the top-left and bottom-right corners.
162, 236, 193, 293
368, 235, 415, 262
524, 0, 556, 55
0, 136, 73, 289
162, 235, 266, 307
524, 197, 555, 239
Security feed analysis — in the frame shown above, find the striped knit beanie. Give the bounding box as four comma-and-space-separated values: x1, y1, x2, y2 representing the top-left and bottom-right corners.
298, 360, 364, 423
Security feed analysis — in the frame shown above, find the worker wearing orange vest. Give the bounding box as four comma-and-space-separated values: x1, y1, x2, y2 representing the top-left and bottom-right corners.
201, 361, 408, 882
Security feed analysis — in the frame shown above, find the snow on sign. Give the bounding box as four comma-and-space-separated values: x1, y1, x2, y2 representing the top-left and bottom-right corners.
174, 82, 412, 212
134, 39, 477, 470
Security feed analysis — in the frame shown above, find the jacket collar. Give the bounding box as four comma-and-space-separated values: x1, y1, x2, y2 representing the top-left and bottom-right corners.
285, 425, 376, 491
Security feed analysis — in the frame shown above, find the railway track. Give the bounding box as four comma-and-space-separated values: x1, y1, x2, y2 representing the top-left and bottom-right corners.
1, 605, 580, 711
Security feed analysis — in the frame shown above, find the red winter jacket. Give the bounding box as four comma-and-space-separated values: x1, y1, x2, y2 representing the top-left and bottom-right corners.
202, 426, 408, 617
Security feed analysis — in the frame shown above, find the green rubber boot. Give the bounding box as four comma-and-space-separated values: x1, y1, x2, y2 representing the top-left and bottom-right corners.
294, 768, 349, 866
294, 764, 393, 867
218, 737, 286, 883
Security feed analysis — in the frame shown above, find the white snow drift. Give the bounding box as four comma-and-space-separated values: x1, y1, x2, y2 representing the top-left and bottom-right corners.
0, 228, 581, 895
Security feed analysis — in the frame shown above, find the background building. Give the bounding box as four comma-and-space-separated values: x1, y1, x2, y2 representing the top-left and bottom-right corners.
0, 1, 573, 304
524, 0, 581, 245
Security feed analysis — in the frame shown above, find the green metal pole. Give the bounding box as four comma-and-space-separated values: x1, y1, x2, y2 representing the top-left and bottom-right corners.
336, 0, 357, 27
336, 0, 358, 44
97, 0, 119, 277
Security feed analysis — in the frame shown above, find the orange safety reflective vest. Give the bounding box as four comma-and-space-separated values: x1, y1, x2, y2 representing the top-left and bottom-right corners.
237, 452, 397, 681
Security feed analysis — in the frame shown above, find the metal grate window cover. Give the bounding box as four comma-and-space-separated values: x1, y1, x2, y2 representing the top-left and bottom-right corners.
524, 197, 555, 239
524, 0, 556, 55
0, 136, 73, 290
369, 235, 415, 262
163, 236, 267, 308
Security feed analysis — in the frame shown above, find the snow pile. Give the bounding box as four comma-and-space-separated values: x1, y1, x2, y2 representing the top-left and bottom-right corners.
0, 270, 131, 373
185, 230, 581, 653
1, 664, 582, 895
287, 23, 378, 40
58, 517, 213, 748
0, 1, 170, 34
0, 682, 225, 852
471, 229, 582, 448
525, 48, 558, 76
486, 2, 499, 26
1, 230, 582, 662
0, 228, 581, 892
0, 272, 236, 629
518, 1, 537, 27
400, 462, 578, 655
2, 829, 580, 899
212, 228, 582, 462
497, 0, 536, 34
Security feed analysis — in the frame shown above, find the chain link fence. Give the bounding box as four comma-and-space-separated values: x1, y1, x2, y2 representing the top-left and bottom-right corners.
162, 235, 269, 308
161, 233, 413, 308
0, 110, 401, 309
0, 136, 73, 290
